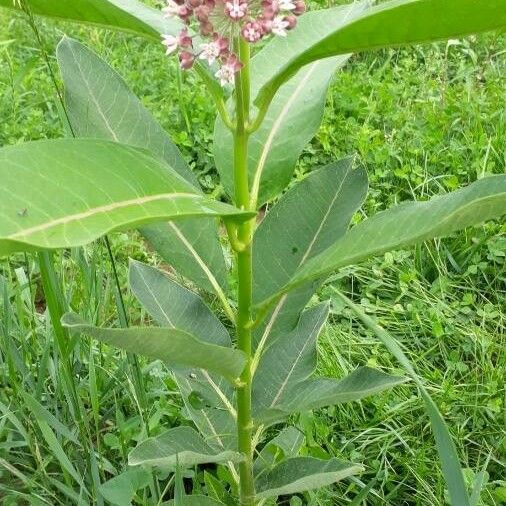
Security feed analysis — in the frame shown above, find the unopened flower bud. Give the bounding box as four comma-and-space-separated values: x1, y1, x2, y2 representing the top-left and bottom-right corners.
199, 20, 214, 35
284, 14, 297, 29
293, 0, 305, 15
179, 51, 195, 69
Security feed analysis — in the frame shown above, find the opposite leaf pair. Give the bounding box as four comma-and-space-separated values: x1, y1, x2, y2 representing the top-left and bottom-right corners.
63, 259, 405, 502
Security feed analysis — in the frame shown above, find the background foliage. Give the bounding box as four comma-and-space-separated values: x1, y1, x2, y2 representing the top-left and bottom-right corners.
0, 1, 504, 504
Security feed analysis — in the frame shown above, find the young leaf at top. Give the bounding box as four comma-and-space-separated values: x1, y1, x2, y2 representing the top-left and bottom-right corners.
254, 0, 506, 110
255, 457, 363, 499
129, 260, 238, 451
62, 313, 246, 383
57, 37, 228, 294
257, 175, 506, 310
128, 426, 244, 468
0, 139, 252, 256
251, 159, 368, 357
214, 57, 352, 206
0, 0, 180, 38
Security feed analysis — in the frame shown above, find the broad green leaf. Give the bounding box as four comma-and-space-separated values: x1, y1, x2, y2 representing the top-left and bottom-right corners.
129, 261, 237, 451
253, 159, 368, 305
164, 497, 224, 506
0, 139, 252, 256
0, 0, 179, 38
335, 290, 471, 506
252, 303, 329, 417
253, 427, 304, 478
254, 0, 506, 110
252, 160, 368, 355
62, 313, 246, 382
57, 37, 195, 184
258, 368, 407, 424
255, 457, 363, 499
57, 37, 228, 293
128, 426, 244, 467
99, 468, 151, 506
214, 57, 351, 206
258, 176, 506, 310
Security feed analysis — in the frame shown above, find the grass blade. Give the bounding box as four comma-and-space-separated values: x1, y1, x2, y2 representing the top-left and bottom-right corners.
334, 289, 471, 506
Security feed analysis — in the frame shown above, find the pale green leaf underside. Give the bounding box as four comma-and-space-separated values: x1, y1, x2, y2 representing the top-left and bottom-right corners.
257, 367, 407, 424
253, 427, 304, 478
128, 261, 238, 450
62, 313, 246, 382
255, 457, 363, 499
128, 426, 244, 468
257, 176, 506, 310
0, 139, 252, 256
57, 37, 228, 292
253, 159, 368, 305
0, 0, 180, 38
255, 0, 506, 108
99, 468, 151, 506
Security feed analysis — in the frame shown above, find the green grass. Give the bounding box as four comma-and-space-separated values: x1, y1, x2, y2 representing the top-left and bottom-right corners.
0, 4, 505, 505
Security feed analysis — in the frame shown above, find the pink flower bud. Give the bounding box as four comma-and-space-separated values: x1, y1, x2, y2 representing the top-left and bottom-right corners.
179, 28, 193, 48
194, 4, 210, 21
188, 0, 202, 7
199, 20, 214, 35
241, 21, 263, 43
178, 4, 193, 21
293, 0, 305, 15
284, 14, 297, 29
179, 51, 195, 69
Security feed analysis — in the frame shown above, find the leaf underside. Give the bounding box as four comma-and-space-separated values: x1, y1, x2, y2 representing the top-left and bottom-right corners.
57, 37, 228, 293
128, 426, 244, 468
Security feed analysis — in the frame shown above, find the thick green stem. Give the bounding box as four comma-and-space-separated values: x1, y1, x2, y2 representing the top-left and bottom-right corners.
233, 39, 256, 506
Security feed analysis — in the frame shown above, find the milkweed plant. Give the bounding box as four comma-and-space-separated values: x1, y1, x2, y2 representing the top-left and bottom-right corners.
1, 0, 505, 504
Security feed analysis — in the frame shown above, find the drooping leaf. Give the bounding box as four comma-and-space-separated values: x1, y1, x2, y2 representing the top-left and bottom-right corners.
253, 427, 305, 478
99, 468, 151, 506
62, 313, 246, 382
128, 426, 244, 467
257, 368, 407, 424
254, 0, 506, 110
334, 290, 472, 506
0, 0, 179, 38
129, 261, 238, 451
253, 159, 368, 306
57, 37, 228, 293
0, 139, 252, 256
214, 57, 352, 206
255, 457, 363, 499
257, 176, 506, 310
252, 303, 329, 417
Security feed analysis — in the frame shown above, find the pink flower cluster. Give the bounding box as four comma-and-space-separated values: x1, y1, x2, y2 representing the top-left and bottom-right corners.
161, 0, 306, 85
